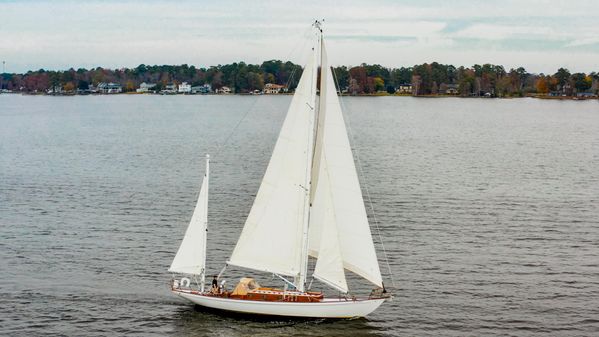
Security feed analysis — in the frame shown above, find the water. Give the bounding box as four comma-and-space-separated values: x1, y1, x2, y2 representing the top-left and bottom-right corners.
1, 94, 598, 336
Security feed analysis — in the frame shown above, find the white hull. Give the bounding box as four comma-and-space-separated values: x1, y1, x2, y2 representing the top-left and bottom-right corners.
172, 290, 385, 318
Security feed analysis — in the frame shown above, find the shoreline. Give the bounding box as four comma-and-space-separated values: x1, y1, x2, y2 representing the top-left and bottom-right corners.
3, 92, 597, 100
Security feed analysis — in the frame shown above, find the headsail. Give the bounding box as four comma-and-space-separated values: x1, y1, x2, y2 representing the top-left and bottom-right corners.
227, 42, 318, 278
310, 156, 348, 293
308, 40, 348, 293
308, 38, 383, 289
169, 155, 210, 277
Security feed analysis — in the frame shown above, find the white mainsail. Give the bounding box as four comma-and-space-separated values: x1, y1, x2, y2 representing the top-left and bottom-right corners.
227, 44, 318, 278
169, 155, 210, 277
308, 39, 383, 289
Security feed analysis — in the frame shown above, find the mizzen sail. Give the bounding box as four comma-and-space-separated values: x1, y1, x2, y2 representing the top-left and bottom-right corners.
169, 156, 209, 276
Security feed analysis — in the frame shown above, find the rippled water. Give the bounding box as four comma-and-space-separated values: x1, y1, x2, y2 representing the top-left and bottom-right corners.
1, 94, 598, 336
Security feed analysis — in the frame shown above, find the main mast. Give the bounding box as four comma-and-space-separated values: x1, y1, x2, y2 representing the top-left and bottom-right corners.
296, 21, 323, 292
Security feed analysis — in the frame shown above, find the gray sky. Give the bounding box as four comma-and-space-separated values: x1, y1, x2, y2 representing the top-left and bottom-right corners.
1, 0, 598, 73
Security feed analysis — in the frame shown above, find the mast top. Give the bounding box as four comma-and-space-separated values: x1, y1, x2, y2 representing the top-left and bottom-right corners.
313, 19, 324, 33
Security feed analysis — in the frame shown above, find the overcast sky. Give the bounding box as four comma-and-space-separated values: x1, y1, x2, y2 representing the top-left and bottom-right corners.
1, 0, 598, 73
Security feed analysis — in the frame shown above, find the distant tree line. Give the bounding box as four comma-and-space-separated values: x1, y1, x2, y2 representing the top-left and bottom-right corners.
1, 61, 598, 97
0, 61, 302, 94
331, 63, 598, 97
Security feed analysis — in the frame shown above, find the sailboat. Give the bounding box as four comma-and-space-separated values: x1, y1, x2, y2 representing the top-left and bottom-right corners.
169, 21, 390, 318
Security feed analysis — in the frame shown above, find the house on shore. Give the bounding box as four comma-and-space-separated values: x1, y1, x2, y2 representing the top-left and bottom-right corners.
191, 84, 212, 94
559, 83, 573, 96
396, 83, 413, 94
216, 86, 232, 94
97, 82, 122, 94
445, 84, 459, 95
178, 82, 192, 94
136, 82, 156, 93
46, 86, 63, 94
161, 84, 177, 95
263, 83, 286, 94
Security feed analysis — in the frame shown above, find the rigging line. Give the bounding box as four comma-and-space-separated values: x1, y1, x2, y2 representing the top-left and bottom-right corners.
213, 25, 312, 159
284, 34, 309, 90
282, 25, 312, 90
211, 95, 260, 158
285, 25, 313, 63
331, 67, 397, 289
148, 98, 258, 209
260, 29, 311, 142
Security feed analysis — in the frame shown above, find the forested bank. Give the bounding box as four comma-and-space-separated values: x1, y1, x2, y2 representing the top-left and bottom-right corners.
1, 61, 597, 97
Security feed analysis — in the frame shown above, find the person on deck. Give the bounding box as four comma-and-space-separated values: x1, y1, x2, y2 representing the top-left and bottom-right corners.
211, 276, 219, 294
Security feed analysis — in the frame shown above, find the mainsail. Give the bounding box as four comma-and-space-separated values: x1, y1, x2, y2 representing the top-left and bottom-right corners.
169, 156, 210, 276
227, 42, 318, 278
308, 39, 383, 290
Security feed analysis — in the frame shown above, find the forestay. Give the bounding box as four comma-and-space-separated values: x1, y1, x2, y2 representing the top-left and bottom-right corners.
227, 47, 317, 277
